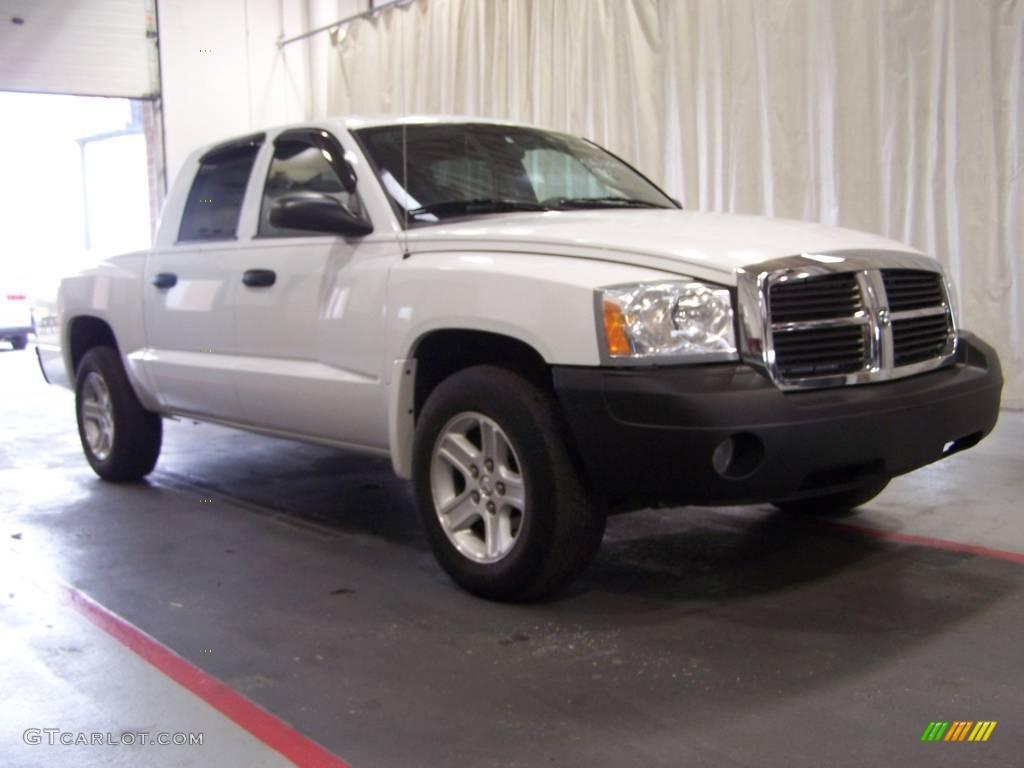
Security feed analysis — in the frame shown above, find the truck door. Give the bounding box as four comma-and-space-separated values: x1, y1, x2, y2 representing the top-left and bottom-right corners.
230, 128, 391, 449
142, 135, 263, 421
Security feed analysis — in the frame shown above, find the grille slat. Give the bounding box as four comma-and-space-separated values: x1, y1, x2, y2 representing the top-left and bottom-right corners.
768, 273, 867, 377
885, 270, 951, 366
773, 339, 865, 353
893, 325, 948, 342
771, 325, 867, 377
778, 348, 868, 360
769, 273, 862, 323
892, 314, 950, 366
882, 269, 946, 311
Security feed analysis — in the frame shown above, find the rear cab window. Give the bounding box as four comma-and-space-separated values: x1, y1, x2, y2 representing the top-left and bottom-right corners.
178, 134, 264, 242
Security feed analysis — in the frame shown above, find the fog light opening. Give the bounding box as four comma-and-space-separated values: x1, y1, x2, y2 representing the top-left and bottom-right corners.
712, 432, 764, 479
712, 438, 734, 476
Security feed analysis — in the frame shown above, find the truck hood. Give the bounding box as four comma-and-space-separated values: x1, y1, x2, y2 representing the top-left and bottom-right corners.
405, 209, 921, 283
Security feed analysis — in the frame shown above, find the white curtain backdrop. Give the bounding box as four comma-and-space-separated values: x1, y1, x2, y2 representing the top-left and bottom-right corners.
326, 0, 1023, 407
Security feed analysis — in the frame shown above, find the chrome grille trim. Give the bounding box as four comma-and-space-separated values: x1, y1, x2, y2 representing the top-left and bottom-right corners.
736, 250, 958, 391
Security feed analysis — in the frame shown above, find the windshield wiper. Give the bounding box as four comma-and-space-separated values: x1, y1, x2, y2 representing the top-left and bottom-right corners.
409, 199, 548, 218
541, 196, 666, 209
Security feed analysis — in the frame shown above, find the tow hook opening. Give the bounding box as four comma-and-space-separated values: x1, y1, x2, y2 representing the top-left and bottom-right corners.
712, 432, 765, 480
943, 431, 984, 457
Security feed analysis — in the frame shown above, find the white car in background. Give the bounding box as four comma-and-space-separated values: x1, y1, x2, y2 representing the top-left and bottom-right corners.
0, 288, 33, 350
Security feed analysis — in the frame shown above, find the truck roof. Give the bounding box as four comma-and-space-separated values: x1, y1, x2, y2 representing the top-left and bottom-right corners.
192, 115, 548, 158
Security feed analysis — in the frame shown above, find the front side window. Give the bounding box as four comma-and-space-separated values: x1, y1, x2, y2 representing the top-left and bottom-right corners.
355, 123, 676, 225
178, 139, 262, 241
259, 134, 364, 237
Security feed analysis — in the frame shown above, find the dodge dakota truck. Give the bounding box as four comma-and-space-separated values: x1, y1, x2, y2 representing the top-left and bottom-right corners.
38, 116, 1003, 601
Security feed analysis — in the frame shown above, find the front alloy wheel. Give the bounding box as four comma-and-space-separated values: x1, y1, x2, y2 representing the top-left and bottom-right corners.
413, 365, 606, 602
430, 412, 526, 564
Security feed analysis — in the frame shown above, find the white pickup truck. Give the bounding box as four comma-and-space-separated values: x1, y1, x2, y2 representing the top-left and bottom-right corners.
39, 116, 1002, 600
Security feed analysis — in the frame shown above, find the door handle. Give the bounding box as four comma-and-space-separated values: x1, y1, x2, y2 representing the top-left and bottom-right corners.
242, 269, 276, 288
152, 272, 177, 289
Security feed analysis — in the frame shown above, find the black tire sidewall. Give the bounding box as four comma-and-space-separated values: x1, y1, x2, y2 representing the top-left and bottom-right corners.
75, 347, 160, 481
413, 367, 590, 599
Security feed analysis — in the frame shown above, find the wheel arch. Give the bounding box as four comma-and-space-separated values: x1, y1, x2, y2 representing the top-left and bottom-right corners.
67, 314, 119, 374
64, 313, 160, 412
411, 328, 551, 415
388, 327, 552, 478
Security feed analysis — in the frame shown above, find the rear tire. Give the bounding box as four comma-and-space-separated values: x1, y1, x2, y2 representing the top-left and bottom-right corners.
75, 346, 162, 481
10, 334, 28, 350
413, 365, 605, 602
773, 479, 889, 516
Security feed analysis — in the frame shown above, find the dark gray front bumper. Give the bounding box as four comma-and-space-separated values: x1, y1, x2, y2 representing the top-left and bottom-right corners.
552, 332, 1003, 510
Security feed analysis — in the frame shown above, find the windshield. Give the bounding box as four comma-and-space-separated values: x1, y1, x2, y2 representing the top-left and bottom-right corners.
354, 123, 677, 225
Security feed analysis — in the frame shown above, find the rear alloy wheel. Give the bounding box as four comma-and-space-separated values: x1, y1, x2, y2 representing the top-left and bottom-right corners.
75, 346, 162, 481
9, 334, 28, 350
80, 371, 115, 461
773, 479, 889, 516
413, 366, 605, 602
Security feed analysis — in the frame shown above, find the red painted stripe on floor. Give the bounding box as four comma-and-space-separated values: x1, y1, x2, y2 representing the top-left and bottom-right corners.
63, 584, 351, 768
810, 519, 1024, 565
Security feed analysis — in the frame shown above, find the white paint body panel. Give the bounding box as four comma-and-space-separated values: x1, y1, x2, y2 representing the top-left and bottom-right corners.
404, 209, 918, 284
142, 243, 241, 419
229, 235, 393, 449
49, 116, 931, 476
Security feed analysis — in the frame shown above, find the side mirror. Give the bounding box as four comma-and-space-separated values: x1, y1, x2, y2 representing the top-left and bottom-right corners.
269, 193, 373, 236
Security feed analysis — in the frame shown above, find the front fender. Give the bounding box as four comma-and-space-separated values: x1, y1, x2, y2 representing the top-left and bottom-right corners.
382, 250, 680, 478
385, 251, 678, 368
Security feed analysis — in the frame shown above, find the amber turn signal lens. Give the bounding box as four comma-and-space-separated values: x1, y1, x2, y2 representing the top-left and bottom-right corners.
603, 300, 632, 356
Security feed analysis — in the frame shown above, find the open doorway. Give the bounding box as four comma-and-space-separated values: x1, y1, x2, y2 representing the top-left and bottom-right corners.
0, 91, 164, 349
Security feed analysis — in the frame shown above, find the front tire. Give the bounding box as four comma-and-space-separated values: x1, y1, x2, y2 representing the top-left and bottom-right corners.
75, 346, 162, 481
10, 334, 28, 350
413, 366, 605, 602
773, 479, 889, 516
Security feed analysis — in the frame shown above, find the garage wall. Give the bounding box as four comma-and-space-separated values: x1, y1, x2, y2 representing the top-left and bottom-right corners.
326, 0, 1024, 408
308, 0, 368, 118
0, 0, 158, 98
157, 0, 313, 185
158, 0, 367, 184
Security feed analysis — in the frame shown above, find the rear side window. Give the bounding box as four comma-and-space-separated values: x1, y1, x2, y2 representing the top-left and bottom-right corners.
178, 138, 262, 242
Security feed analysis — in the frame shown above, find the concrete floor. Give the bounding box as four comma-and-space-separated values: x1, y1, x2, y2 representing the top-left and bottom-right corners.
2, 344, 1022, 767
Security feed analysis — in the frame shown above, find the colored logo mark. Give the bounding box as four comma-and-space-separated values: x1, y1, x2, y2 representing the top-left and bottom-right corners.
921, 721, 997, 742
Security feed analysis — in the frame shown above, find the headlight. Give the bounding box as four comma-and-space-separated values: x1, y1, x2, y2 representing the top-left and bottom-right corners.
599, 281, 737, 362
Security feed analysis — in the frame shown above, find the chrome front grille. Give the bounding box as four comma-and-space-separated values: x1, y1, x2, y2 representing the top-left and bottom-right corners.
738, 252, 958, 390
